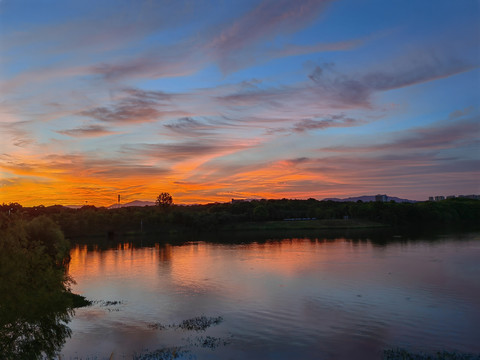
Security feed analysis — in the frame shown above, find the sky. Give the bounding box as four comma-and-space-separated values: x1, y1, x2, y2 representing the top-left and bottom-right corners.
0, 0, 479, 206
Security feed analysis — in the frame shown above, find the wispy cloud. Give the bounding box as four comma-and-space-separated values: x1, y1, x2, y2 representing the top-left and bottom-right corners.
56, 125, 119, 138
164, 117, 217, 137
79, 88, 188, 124
207, 0, 334, 72
86, 0, 348, 81
123, 138, 254, 163
321, 116, 480, 153
292, 115, 364, 133
307, 53, 476, 107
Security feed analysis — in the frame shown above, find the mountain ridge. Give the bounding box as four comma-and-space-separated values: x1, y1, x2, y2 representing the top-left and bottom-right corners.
107, 200, 156, 209
63, 195, 417, 209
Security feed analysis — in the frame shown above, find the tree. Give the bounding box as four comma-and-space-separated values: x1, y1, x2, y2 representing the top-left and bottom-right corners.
253, 205, 269, 221
0, 216, 74, 359
156, 192, 173, 208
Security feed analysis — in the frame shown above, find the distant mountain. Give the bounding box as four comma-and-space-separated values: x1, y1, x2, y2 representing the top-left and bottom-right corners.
108, 200, 156, 209
322, 195, 417, 203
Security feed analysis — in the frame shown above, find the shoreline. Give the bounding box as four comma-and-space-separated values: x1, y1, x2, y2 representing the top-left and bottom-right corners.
217, 219, 388, 232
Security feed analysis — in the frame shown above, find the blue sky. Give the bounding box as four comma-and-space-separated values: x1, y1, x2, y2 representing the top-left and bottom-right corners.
0, 0, 479, 206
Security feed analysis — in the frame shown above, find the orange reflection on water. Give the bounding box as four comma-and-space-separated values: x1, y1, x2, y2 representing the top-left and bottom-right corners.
68, 238, 376, 301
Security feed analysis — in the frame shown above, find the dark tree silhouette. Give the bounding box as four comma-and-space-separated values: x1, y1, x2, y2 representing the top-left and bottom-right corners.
156, 192, 173, 208
0, 216, 76, 359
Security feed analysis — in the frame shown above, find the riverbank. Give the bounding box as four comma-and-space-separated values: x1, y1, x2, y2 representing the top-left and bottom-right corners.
217, 218, 387, 232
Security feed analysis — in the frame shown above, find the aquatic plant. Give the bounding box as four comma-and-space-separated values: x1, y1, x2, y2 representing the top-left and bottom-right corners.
190, 335, 230, 350
148, 316, 224, 332
133, 347, 189, 360
383, 348, 480, 360
176, 316, 223, 332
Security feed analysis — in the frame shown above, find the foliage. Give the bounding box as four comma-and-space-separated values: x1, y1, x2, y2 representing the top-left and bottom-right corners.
0, 215, 76, 359
156, 192, 173, 208
253, 204, 269, 221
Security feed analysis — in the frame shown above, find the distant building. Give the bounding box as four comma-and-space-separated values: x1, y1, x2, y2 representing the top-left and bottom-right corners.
375, 194, 388, 202
231, 199, 246, 204
458, 194, 480, 200
430, 194, 480, 201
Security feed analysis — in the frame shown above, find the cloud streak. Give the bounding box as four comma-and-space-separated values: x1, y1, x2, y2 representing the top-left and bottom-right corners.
56, 125, 119, 138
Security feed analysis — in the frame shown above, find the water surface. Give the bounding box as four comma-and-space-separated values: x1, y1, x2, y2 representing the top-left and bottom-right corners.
62, 232, 480, 359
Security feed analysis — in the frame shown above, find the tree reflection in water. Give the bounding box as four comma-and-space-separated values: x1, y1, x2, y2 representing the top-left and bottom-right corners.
0, 215, 79, 359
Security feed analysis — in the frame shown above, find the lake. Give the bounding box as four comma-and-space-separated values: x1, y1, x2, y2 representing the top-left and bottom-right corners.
61, 231, 480, 359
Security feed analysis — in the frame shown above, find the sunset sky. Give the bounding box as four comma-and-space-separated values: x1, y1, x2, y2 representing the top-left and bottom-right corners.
1, 0, 479, 206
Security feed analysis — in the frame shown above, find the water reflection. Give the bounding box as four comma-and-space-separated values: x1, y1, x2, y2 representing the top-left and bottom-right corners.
0, 298, 72, 359
64, 232, 480, 359
0, 255, 73, 359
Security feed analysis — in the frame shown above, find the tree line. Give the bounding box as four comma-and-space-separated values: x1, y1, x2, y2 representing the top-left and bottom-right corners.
1, 197, 479, 238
